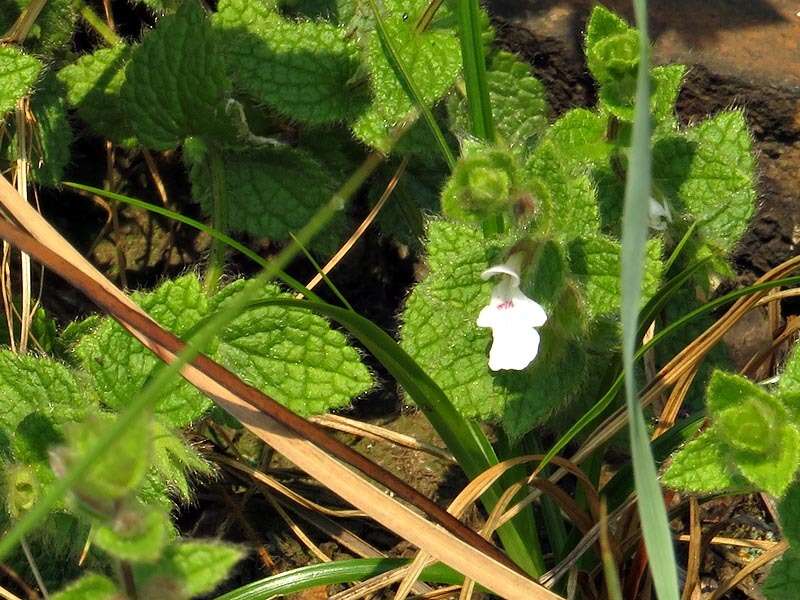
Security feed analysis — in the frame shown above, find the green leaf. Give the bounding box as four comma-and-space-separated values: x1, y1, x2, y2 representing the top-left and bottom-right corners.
138, 541, 243, 597
212, 281, 373, 417
59, 413, 151, 502
142, 419, 213, 506
543, 108, 612, 165
0, 46, 41, 117
400, 221, 588, 439
585, 6, 638, 83
763, 547, 800, 600
75, 274, 213, 427
94, 503, 171, 562
527, 139, 599, 239
51, 574, 119, 600
731, 423, 800, 497
778, 344, 800, 397
653, 110, 756, 254
703, 369, 769, 415
186, 144, 349, 255
353, 13, 461, 151
440, 145, 520, 222
663, 430, 743, 493
213, 0, 366, 124
651, 64, 685, 126
2, 72, 73, 186
0, 349, 93, 434
58, 45, 137, 146
0, 0, 78, 55
777, 482, 800, 543
482, 51, 548, 150
122, 1, 231, 149
568, 236, 663, 318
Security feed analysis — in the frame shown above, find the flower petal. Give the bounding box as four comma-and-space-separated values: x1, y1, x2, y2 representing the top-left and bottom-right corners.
488, 326, 541, 371
509, 288, 547, 327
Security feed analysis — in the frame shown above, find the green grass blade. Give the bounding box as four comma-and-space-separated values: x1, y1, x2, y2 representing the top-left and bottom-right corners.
455, 0, 494, 141
0, 151, 384, 560
215, 558, 464, 600
619, 0, 680, 596
538, 273, 800, 473
368, 0, 456, 170
62, 181, 319, 302
232, 296, 545, 576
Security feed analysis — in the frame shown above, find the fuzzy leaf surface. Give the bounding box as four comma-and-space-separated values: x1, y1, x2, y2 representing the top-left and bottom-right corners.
0, 46, 41, 117
763, 548, 800, 600
0, 350, 92, 434
653, 111, 755, 254
122, 1, 230, 149
50, 574, 119, 600
214, 0, 366, 124
75, 274, 212, 427
450, 51, 548, 151
353, 15, 460, 151
94, 504, 171, 562
212, 281, 373, 417
401, 221, 589, 440
527, 139, 599, 239
0, 0, 77, 55
568, 236, 662, 318
663, 430, 742, 493
137, 541, 243, 597
58, 45, 136, 146
186, 145, 348, 254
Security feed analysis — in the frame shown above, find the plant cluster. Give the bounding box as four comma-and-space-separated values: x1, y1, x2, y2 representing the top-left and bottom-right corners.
0, 0, 797, 597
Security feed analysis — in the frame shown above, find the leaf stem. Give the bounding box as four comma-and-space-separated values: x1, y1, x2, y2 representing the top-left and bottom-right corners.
77, 1, 122, 46
204, 147, 227, 294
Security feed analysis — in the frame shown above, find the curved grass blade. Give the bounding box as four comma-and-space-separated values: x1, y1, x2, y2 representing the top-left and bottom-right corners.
215, 558, 464, 600
367, 0, 456, 170
619, 0, 680, 595
538, 274, 800, 473
226, 296, 545, 576
62, 181, 319, 302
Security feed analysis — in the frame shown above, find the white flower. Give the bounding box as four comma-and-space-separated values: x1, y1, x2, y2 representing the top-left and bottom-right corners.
476, 253, 547, 371
649, 197, 672, 231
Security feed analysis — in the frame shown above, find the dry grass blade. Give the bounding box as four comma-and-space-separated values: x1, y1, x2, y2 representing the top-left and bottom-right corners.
216, 453, 366, 518
676, 535, 777, 550
263, 492, 332, 563
338, 456, 547, 600
708, 539, 789, 600
303, 158, 408, 294
552, 253, 800, 487
681, 497, 701, 600
0, 175, 557, 600
311, 414, 455, 463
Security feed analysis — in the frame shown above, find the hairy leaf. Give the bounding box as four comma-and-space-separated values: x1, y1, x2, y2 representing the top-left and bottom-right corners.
122, 1, 230, 149
663, 430, 742, 493
58, 45, 136, 146
50, 574, 119, 600
186, 144, 349, 255
212, 281, 373, 416
214, 0, 366, 124
353, 14, 460, 151
0, 350, 93, 434
75, 274, 212, 427
93, 503, 171, 562
0, 46, 41, 117
653, 110, 755, 254
137, 541, 243, 597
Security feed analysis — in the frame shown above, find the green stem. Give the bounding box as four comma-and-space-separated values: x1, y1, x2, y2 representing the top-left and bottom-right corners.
77, 1, 121, 46
204, 148, 227, 294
